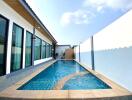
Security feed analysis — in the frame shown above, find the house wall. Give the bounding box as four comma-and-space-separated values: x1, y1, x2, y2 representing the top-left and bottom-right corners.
35, 29, 52, 45
34, 29, 52, 65
74, 10, 132, 91
0, 0, 53, 75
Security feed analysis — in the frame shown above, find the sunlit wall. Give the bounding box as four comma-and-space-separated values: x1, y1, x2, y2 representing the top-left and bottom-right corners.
74, 10, 132, 91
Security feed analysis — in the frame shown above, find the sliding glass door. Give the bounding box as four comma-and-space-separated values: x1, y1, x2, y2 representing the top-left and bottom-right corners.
0, 15, 8, 76
46, 43, 49, 58
25, 31, 32, 67
34, 37, 41, 60
11, 23, 23, 72
42, 41, 46, 59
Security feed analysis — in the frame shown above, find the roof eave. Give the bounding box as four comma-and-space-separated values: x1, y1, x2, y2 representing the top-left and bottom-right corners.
18, 0, 57, 43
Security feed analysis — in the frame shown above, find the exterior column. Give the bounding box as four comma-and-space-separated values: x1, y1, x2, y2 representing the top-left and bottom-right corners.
22, 29, 26, 69
31, 27, 35, 66
79, 44, 81, 62
52, 43, 56, 59
91, 36, 95, 70
6, 21, 13, 74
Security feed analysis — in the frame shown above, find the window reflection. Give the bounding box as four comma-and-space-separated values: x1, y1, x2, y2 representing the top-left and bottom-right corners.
0, 16, 8, 75
11, 24, 23, 72
25, 31, 32, 67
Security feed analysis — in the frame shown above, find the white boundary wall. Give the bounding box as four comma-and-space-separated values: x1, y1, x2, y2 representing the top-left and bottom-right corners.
74, 10, 132, 91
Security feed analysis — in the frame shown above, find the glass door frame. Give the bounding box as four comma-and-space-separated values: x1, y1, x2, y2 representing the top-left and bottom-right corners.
10, 23, 24, 72
0, 14, 9, 76
25, 30, 33, 67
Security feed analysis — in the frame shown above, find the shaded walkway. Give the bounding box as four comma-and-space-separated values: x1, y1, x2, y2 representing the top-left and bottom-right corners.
0, 60, 54, 92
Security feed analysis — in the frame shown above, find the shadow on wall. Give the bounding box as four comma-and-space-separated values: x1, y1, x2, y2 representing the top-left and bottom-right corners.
75, 52, 92, 68
94, 46, 132, 91
76, 46, 132, 92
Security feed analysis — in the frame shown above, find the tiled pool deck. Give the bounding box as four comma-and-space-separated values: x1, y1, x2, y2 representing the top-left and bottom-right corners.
0, 60, 132, 100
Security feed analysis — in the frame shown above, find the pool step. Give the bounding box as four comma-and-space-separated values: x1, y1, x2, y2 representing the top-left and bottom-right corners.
53, 71, 89, 90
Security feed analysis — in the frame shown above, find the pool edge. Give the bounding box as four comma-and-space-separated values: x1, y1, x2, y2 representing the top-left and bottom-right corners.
0, 59, 132, 99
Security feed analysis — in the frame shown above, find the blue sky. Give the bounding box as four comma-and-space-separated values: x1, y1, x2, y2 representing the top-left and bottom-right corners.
26, 0, 132, 45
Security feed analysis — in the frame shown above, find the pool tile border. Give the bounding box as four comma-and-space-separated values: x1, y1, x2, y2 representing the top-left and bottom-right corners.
0, 60, 132, 99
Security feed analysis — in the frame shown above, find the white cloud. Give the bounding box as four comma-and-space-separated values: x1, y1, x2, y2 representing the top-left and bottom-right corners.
60, 9, 94, 26
60, 0, 132, 26
83, 0, 132, 12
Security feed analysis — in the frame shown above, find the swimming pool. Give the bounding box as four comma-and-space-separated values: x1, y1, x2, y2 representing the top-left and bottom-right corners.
18, 60, 111, 90
63, 73, 110, 90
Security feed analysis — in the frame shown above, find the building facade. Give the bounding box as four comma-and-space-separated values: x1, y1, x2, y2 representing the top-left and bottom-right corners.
0, 0, 57, 76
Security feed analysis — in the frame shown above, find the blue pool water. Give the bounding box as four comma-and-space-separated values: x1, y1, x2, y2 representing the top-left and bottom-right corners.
63, 73, 110, 90
18, 60, 111, 90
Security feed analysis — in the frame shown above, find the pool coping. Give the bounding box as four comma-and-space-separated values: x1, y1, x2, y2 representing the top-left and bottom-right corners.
0, 60, 132, 99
